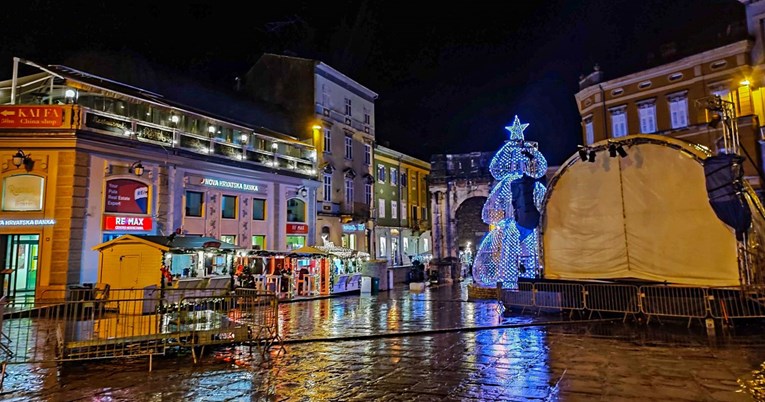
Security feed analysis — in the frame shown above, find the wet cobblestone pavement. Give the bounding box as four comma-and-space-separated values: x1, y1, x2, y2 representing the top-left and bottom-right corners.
3, 282, 765, 401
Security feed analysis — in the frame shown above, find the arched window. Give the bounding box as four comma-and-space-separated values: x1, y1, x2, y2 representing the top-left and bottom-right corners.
287, 198, 305, 222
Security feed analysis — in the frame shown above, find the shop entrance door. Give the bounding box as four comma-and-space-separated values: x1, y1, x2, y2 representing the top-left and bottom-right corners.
1, 234, 40, 301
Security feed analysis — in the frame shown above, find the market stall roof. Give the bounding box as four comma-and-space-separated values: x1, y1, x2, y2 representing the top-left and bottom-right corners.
288, 245, 330, 257
93, 234, 238, 252
314, 244, 370, 259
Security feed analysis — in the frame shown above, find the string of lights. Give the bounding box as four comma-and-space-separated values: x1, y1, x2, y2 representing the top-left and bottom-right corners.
473, 116, 548, 288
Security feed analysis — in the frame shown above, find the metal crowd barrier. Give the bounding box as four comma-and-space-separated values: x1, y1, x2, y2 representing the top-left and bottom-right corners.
0, 287, 281, 371
499, 281, 765, 326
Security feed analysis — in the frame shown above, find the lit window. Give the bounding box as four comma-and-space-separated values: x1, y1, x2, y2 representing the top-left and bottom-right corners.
377, 164, 386, 183
251, 235, 266, 250
379, 237, 387, 257
610, 107, 627, 138
668, 93, 689, 129
584, 117, 594, 145
637, 100, 657, 133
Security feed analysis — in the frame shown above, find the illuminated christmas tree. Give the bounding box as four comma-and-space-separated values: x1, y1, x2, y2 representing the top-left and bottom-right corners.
473, 115, 548, 288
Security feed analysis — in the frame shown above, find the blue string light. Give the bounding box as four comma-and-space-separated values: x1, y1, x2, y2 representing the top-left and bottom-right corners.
474, 115, 548, 289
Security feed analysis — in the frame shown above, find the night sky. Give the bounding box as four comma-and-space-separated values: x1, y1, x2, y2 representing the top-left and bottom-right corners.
0, 0, 746, 165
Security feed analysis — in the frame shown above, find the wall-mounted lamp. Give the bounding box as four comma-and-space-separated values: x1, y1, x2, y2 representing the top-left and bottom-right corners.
272, 142, 279, 150
298, 186, 308, 198
129, 161, 145, 177
12, 149, 33, 169
740, 79, 751, 87
170, 115, 179, 124
240, 134, 248, 143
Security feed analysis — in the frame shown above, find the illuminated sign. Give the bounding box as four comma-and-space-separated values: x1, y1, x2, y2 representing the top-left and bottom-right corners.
0, 219, 55, 226
0, 105, 70, 128
342, 223, 365, 232
2, 175, 44, 211
286, 223, 309, 234
202, 178, 260, 192
105, 179, 149, 214
103, 216, 153, 231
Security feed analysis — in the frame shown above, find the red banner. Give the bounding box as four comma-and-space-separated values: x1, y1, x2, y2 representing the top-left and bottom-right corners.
105, 179, 149, 214
0, 105, 70, 128
103, 216, 153, 231
286, 223, 309, 234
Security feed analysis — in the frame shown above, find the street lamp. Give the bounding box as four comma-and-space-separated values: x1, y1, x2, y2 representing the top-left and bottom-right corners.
12, 149, 32, 169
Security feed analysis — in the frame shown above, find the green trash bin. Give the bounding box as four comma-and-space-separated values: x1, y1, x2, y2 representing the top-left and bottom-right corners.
371, 277, 380, 294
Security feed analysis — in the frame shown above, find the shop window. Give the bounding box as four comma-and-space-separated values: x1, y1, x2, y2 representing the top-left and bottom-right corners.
252, 235, 266, 250
252, 198, 266, 220
221, 195, 237, 219
286, 235, 305, 250
221, 235, 237, 245
287, 198, 306, 222
185, 191, 204, 217
379, 237, 387, 257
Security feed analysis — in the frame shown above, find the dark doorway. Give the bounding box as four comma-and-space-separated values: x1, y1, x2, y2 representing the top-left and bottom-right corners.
455, 197, 488, 258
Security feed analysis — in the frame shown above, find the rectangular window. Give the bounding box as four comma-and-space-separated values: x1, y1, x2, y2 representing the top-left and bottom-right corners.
412, 205, 418, 221
321, 84, 330, 107
401, 201, 407, 221
390, 168, 398, 186
220, 235, 236, 245
323, 128, 332, 154
364, 112, 370, 124
252, 198, 266, 220
185, 191, 204, 217
365, 183, 372, 205
669, 96, 689, 129
423, 238, 429, 252
323, 174, 332, 202
377, 164, 386, 183
421, 206, 427, 221
638, 103, 657, 133
344, 135, 353, 159
344, 98, 352, 116
391, 200, 398, 219
364, 144, 371, 165
610, 108, 627, 138
286, 235, 305, 250
251, 235, 266, 250
221, 195, 237, 219
379, 237, 387, 257
378, 199, 386, 218
345, 178, 354, 206
584, 117, 594, 145
401, 173, 407, 187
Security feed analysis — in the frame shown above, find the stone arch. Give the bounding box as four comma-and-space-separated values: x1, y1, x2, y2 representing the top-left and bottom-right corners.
454, 196, 489, 255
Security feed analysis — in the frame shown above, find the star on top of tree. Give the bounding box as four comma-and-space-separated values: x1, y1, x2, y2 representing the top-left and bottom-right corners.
505, 115, 529, 140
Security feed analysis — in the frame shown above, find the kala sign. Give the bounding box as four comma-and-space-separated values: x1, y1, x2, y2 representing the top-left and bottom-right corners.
103, 216, 153, 231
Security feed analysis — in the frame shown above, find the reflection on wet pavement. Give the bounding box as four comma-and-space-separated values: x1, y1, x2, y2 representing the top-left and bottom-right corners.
2, 283, 765, 401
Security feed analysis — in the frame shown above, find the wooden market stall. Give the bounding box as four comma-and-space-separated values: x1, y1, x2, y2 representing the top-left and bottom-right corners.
93, 235, 239, 290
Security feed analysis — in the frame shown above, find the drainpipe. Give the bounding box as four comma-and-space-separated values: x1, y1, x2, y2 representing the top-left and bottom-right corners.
599, 84, 609, 138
